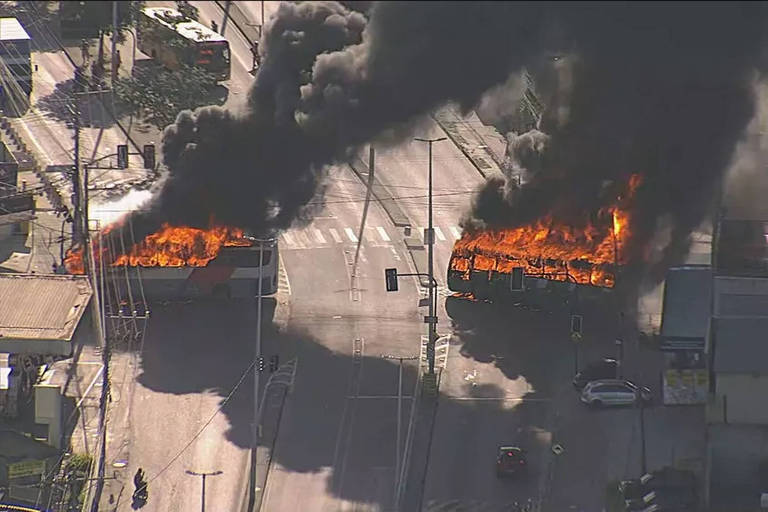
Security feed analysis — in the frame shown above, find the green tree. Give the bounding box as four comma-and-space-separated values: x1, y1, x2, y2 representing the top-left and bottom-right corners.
60, 1, 145, 64
114, 64, 219, 129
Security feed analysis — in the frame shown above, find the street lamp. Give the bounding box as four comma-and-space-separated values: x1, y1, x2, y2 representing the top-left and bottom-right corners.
413, 136, 446, 375
381, 354, 418, 504
250, 237, 275, 507
185, 470, 222, 512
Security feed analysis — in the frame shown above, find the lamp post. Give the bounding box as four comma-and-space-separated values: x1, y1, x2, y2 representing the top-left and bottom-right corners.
185, 470, 222, 512
251, 237, 274, 506
381, 354, 418, 504
414, 137, 446, 375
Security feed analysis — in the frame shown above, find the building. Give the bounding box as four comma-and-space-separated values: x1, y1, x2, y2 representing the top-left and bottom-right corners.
704, 218, 768, 509
0, 274, 93, 420
0, 429, 58, 506
659, 265, 711, 405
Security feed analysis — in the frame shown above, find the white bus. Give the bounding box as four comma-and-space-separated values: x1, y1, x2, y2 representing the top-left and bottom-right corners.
137, 6, 231, 81
107, 239, 279, 300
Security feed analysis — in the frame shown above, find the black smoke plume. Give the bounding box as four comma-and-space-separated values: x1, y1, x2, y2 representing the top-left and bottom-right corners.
119, 1, 767, 286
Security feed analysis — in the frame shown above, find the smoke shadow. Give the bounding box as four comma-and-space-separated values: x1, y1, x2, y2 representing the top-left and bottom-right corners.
34, 78, 125, 130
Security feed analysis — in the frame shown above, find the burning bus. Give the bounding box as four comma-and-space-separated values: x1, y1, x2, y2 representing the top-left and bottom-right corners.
65, 224, 279, 300
447, 175, 640, 301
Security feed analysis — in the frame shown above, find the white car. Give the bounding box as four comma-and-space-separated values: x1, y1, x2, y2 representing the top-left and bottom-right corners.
580, 379, 652, 408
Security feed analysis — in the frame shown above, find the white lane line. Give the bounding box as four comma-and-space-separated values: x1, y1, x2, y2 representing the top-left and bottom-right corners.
344, 227, 358, 243
376, 226, 391, 242
295, 230, 312, 248
434, 226, 446, 241
281, 232, 295, 246
313, 228, 327, 244
449, 226, 462, 239
329, 228, 343, 243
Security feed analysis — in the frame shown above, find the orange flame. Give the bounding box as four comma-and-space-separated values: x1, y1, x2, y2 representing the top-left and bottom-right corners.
449, 174, 642, 288
64, 223, 252, 274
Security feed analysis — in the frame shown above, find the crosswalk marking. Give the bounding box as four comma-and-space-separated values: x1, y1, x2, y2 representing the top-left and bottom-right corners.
449, 226, 462, 239
295, 230, 312, 248
312, 228, 327, 244
377, 226, 390, 242
344, 227, 358, 243
281, 232, 295, 246
329, 228, 343, 243
434, 226, 446, 241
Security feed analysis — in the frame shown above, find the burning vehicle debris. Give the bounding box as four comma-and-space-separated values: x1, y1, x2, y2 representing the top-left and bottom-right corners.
65, 224, 279, 299
448, 175, 640, 297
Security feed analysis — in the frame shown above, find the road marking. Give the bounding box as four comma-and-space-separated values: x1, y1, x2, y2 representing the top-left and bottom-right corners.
344, 227, 358, 243
329, 228, 343, 243
376, 226, 391, 242
280, 232, 295, 246
312, 228, 327, 244
294, 230, 312, 248
449, 226, 462, 239
434, 226, 446, 241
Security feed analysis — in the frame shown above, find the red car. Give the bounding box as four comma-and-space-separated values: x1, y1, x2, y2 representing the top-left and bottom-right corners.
496, 446, 527, 477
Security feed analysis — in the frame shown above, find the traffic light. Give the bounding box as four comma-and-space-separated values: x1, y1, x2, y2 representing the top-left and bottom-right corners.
269, 355, 279, 373
385, 268, 398, 292
510, 267, 524, 291
258, 356, 265, 372
143, 144, 156, 170
117, 144, 128, 169
570, 315, 583, 335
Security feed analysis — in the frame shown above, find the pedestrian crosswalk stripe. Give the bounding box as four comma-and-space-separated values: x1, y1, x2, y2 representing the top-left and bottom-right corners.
364, 227, 377, 242
329, 228, 343, 243
377, 226, 390, 242
344, 227, 358, 242
449, 226, 462, 239
295, 230, 312, 248
434, 226, 446, 241
312, 228, 327, 244
281, 232, 295, 246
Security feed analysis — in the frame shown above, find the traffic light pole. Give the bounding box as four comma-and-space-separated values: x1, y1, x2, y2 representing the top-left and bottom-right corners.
414, 137, 446, 375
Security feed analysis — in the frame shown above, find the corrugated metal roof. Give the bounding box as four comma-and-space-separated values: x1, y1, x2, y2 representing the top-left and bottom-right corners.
0, 17, 31, 41
713, 317, 768, 374
660, 265, 712, 341
0, 274, 92, 341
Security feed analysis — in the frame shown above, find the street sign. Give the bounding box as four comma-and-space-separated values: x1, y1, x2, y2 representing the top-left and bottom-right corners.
117, 144, 128, 169
552, 444, 564, 455
423, 315, 438, 324
571, 332, 582, 343
385, 268, 398, 292
570, 314, 583, 335
423, 227, 434, 245
143, 144, 156, 170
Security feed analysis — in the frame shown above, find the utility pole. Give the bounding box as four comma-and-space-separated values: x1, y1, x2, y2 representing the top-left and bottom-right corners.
352, 146, 374, 280
381, 354, 418, 505
185, 470, 222, 512
250, 237, 274, 510
414, 137, 446, 375
110, 0, 119, 84
221, 1, 232, 36
72, 103, 82, 249
261, 0, 265, 37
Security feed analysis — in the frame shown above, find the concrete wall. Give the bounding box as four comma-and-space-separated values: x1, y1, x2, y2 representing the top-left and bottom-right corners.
716, 373, 768, 424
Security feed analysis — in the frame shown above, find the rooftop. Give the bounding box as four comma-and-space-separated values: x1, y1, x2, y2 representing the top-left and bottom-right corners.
0, 274, 92, 342
0, 17, 30, 41
715, 220, 768, 277
713, 317, 768, 374
660, 265, 712, 343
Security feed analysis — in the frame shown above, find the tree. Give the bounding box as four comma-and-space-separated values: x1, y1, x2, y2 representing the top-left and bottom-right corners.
60, 1, 145, 65
114, 64, 219, 129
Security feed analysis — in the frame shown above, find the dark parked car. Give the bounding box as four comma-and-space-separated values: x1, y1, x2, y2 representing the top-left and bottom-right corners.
572, 358, 618, 389
495, 446, 527, 477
